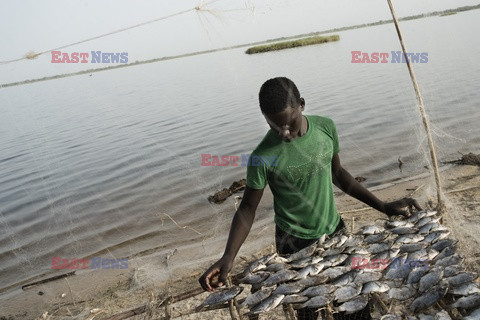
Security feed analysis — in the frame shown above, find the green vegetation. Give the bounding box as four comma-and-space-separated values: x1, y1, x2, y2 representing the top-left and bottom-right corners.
245, 35, 340, 54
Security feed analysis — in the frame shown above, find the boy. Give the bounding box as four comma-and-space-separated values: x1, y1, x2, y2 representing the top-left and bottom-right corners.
199, 77, 421, 319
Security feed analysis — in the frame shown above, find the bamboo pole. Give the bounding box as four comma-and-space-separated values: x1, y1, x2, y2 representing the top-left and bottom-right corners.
386, 0, 445, 213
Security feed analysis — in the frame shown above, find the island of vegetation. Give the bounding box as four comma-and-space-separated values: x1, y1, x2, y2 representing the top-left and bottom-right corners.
245, 35, 340, 54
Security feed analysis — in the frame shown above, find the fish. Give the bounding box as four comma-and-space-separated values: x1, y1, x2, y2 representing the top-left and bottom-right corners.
368, 242, 392, 254
240, 271, 271, 284
261, 269, 299, 287
410, 283, 448, 312
294, 263, 325, 280
381, 315, 402, 320
323, 253, 349, 267
365, 232, 389, 244
400, 242, 428, 253
423, 230, 450, 243
246, 294, 285, 315
344, 246, 370, 255
435, 254, 463, 267
323, 247, 345, 257
360, 225, 385, 235
335, 235, 350, 248
372, 249, 399, 261
431, 239, 457, 252
391, 227, 419, 235
337, 295, 369, 314
433, 245, 456, 262
198, 286, 243, 309
388, 285, 417, 301
418, 267, 444, 293
446, 273, 478, 288
286, 243, 317, 262
407, 248, 429, 261
407, 210, 428, 223
444, 265, 463, 277
281, 294, 309, 304
290, 256, 322, 269
464, 307, 480, 320
319, 266, 350, 280
245, 253, 277, 274
324, 235, 344, 248
273, 282, 305, 295
301, 284, 336, 297
301, 295, 331, 308
361, 281, 389, 294
267, 255, 289, 265
334, 283, 363, 303
344, 235, 365, 247
415, 216, 439, 228
395, 234, 424, 245
451, 293, 480, 310
384, 262, 413, 280
296, 274, 329, 287
241, 287, 274, 307
406, 268, 429, 285
354, 271, 383, 284
450, 283, 480, 296
434, 310, 452, 320
330, 269, 360, 286
417, 314, 435, 320
266, 262, 290, 272
386, 220, 415, 229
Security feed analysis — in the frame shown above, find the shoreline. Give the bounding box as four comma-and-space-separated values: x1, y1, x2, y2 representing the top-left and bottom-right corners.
1, 164, 479, 319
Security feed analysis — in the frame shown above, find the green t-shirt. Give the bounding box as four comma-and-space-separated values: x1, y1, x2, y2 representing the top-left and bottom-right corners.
246, 115, 341, 239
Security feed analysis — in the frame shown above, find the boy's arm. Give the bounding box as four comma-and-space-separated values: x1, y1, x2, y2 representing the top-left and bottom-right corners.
331, 153, 421, 216
199, 186, 264, 292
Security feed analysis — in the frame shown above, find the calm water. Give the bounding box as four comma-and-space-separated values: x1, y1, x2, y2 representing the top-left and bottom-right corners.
0, 11, 479, 293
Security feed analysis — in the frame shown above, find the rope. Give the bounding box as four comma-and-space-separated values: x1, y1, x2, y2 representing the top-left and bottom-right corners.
0, 0, 220, 65
386, 0, 445, 212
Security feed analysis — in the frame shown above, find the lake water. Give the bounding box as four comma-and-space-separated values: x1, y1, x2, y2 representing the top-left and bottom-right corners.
0, 10, 479, 293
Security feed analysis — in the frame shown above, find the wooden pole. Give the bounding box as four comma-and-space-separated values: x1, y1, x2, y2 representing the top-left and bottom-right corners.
386, 0, 444, 212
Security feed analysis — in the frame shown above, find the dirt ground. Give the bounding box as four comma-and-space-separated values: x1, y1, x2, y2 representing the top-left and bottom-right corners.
0, 164, 478, 320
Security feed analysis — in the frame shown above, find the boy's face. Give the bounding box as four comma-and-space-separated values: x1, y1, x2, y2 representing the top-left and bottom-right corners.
263, 98, 305, 142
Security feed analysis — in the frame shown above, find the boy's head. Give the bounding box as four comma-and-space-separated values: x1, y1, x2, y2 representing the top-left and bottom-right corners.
259, 77, 306, 142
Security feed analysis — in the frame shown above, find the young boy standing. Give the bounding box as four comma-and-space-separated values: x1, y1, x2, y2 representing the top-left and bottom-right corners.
199, 77, 421, 319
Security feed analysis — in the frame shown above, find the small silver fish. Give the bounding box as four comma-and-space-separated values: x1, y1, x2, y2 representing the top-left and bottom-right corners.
360, 225, 385, 235
464, 307, 480, 320
450, 293, 480, 310
446, 272, 478, 288
391, 227, 418, 235
323, 247, 345, 257
344, 235, 365, 247
410, 283, 448, 312
444, 264, 463, 277
323, 253, 349, 267
435, 254, 463, 267
330, 269, 359, 286
261, 269, 299, 287
368, 242, 392, 254
286, 243, 317, 262
406, 267, 429, 285
381, 315, 402, 320
319, 266, 350, 280
241, 287, 274, 307
281, 294, 309, 304
431, 239, 457, 252
301, 295, 331, 308
450, 283, 480, 296
324, 235, 344, 248
400, 242, 428, 253
267, 255, 289, 265
335, 235, 349, 248
386, 220, 414, 228
301, 284, 335, 297
434, 310, 452, 320
419, 267, 444, 293
337, 295, 369, 313
334, 283, 362, 303
266, 262, 290, 272
407, 210, 428, 223
198, 286, 243, 309
354, 271, 382, 284
395, 234, 424, 245
273, 282, 305, 295
423, 230, 450, 243
362, 281, 389, 294
365, 232, 389, 244
433, 245, 456, 262
245, 253, 277, 273
388, 285, 417, 301
295, 262, 325, 280
246, 294, 285, 315
344, 246, 370, 255
296, 274, 329, 287
240, 271, 271, 284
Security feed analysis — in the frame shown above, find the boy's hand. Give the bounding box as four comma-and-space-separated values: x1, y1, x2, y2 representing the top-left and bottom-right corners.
383, 197, 422, 218
199, 256, 233, 292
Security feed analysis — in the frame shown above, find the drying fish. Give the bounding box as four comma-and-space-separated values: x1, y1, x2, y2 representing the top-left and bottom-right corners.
337, 295, 369, 313
301, 295, 331, 308
323, 253, 348, 267
360, 225, 385, 235
266, 263, 290, 272
290, 256, 322, 269
281, 294, 309, 304
330, 269, 360, 286
431, 239, 457, 252
451, 293, 480, 310
301, 284, 335, 297
386, 220, 415, 228
435, 310, 452, 320
354, 271, 382, 284
198, 286, 243, 309
286, 243, 317, 262
450, 283, 480, 296
362, 281, 389, 294
296, 274, 329, 287
446, 272, 478, 288
246, 294, 285, 315
273, 282, 305, 295
245, 253, 277, 274
400, 242, 428, 253
365, 232, 389, 244
407, 268, 429, 285
384, 263, 412, 280
395, 234, 424, 244
324, 235, 344, 248
261, 269, 299, 287
241, 287, 274, 307
368, 242, 392, 254
344, 235, 365, 247
334, 235, 350, 248
295, 263, 325, 280
388, 285, 417, 301
240, 271, 271, 284
381, 315, 401, 320
415, 216, 439, 228
319, 266, 350, 280
435, 254, 462, 267
268, 255, 289, 265
423, 230, 450, 243
464, 307, 480, 320
323, 247, 345, 257
391, 227, 418, 235
418, 267, 444, 293
407, 210, 428, 223
345, 246, 370, 255
334, 283, 362, 303
410, 283, 448, 312
433, 245, 456, 263
417, 314, 435, 320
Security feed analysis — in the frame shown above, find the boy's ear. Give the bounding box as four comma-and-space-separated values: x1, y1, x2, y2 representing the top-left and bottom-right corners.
300, 98, 305, 111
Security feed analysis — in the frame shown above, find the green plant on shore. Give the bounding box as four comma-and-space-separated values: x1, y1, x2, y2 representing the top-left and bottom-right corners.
245, 35, 340, 54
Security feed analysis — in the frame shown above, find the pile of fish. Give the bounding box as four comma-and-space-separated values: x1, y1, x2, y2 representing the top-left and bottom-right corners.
198, 210, 480, 319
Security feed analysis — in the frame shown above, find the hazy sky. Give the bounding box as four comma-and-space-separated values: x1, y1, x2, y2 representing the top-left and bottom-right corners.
1, 0, 479, 83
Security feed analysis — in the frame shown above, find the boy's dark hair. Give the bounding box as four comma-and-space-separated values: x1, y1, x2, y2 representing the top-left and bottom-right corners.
259, 77, 301, 114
